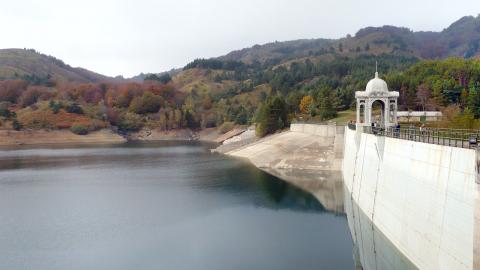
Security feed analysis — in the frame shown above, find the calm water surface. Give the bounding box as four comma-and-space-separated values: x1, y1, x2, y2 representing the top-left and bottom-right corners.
0, 141, 354, 270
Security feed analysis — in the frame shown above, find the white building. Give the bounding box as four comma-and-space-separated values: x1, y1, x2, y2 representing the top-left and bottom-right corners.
396, 111, 443, 122
355, 71, 399, 128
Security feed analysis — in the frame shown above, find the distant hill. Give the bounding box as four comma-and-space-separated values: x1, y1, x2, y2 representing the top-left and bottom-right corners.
216, 15, 480, 65
3, 15, 480, 85
218, 39, 332, 65
0, 48, 112, 83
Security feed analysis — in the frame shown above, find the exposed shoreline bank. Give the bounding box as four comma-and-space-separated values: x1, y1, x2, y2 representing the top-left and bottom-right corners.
0, 129, 127, 147
0, 126, 239, 147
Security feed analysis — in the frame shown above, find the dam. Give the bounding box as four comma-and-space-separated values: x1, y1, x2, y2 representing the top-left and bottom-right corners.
221, 72, 480, 269
224, 123, 479, 269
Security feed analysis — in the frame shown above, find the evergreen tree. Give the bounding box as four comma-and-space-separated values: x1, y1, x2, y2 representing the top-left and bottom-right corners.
316, 87, 337, 120
255, 95, 288, 137
467, 82, 480, 118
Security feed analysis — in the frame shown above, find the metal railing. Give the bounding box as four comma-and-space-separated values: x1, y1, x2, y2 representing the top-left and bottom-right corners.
362, 126, 480, 149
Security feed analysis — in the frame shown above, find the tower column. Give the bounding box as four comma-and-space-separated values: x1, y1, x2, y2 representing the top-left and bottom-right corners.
394, 99, 398, 125
384, 99, 390, 127
356, 101, 360, 124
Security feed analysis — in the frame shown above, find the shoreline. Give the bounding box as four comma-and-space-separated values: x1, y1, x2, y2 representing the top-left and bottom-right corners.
0, 129, 126, 147
0, 127, 234, 148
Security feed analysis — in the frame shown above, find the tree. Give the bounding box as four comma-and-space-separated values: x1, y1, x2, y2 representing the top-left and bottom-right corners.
235, 106, 248, 125
467, 82, 480, 118
118, 113, 144, 131
299, 95, 314, 114
316, 87, 337, 120
416, 84, 432, 111
129, 92, 163, 114
184, 110, 199, 129
145, 73, 172, 84
0, 80, 27, 103
255, 95, 288, 137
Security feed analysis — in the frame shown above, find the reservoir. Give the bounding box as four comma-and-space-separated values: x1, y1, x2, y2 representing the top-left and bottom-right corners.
0, 141, 353, 270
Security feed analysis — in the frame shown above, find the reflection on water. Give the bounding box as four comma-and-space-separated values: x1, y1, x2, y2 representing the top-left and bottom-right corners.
263, 168, 344, 214
344, 185, 418, 270
0, 141, 353, 270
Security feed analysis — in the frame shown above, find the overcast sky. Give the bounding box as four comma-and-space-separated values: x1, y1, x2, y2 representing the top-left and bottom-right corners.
1, 0, 479, 77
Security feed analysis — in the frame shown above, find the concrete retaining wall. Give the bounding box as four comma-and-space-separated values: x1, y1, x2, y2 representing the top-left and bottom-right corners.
290, 123, 344, 137
225, 124, 345, 212
227, 124, 344, 171
343, 127, 479, 270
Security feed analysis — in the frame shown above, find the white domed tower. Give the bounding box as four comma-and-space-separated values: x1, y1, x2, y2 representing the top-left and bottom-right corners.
355, 68, 399, 128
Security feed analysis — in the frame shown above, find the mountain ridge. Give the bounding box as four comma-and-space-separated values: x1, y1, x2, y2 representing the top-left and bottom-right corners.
214, 15, 480, 66
1, 15, 480, 82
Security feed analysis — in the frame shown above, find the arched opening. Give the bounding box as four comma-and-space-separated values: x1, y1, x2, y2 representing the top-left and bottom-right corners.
371, 100, 385, 127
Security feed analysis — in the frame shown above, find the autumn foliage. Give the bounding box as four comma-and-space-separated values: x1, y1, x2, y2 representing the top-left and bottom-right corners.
0, 74, 211, 133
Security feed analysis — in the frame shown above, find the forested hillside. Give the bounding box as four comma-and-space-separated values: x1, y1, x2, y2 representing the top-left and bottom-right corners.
219, 15, 480, 64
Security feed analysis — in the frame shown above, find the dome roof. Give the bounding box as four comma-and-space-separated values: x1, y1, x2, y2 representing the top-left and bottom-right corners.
365, 72, 389, 94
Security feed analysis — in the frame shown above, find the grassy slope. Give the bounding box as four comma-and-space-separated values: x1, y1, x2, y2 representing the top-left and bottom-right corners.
0, 49, 111, 82
172, 68, 236, 96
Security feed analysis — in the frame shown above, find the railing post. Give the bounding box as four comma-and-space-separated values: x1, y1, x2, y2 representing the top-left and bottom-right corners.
449, 130, 451, 146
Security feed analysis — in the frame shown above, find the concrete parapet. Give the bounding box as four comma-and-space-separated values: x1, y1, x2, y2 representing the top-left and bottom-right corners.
290, 123, 305, 133
290, 123, 343, 137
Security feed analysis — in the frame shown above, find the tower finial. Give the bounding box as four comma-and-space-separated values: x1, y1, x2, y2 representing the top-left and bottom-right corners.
375, 61, 378, 78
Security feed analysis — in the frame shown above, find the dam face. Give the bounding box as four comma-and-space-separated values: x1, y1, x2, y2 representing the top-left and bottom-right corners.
343, 127, 479, 270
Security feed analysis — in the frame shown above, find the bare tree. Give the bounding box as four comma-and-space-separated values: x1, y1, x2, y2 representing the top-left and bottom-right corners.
416, 84, 432, 111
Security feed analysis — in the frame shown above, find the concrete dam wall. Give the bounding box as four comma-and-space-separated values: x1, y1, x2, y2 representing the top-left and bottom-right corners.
343, 127, 480, 270
221, 123, 479, 269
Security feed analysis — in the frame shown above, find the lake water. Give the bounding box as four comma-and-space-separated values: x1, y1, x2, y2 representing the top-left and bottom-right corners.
0, 141, 354, 270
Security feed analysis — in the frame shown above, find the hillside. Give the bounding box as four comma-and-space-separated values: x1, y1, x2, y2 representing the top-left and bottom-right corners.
0, 49, 112, 83
217, 15, 480, 65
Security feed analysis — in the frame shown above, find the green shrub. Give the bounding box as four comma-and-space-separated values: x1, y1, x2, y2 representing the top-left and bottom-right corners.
0, 108, 12, 118
65, 103, 83, 114
49, 100, 63, 114
12, 119, 22, 131
70, 125, 89, 135
219, 121, 234, 134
